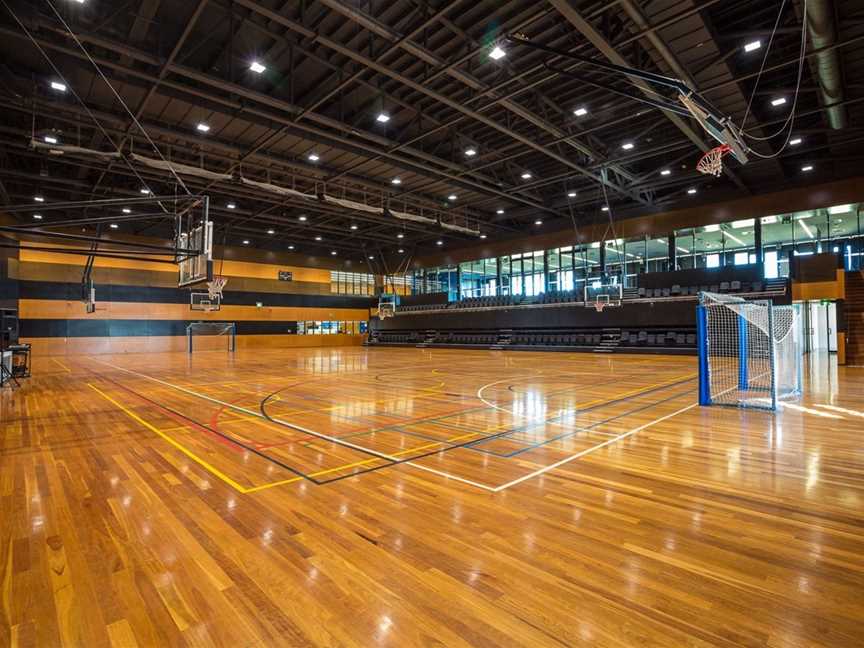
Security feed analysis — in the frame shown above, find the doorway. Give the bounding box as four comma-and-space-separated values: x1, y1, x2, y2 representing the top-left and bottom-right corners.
805, 301, 837, 353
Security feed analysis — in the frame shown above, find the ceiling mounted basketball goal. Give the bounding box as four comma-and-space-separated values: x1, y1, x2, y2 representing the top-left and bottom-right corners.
505, 1, 808, 178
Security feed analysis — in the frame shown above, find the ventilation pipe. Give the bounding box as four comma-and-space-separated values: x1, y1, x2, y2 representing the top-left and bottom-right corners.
807, 0, 847, 129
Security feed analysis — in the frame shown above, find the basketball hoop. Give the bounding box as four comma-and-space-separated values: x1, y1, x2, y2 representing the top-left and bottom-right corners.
696, 144, 732, 177
207, 276, 227, 300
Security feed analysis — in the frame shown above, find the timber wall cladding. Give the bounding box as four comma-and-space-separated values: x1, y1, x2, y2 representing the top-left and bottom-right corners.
16, 249, 373, 355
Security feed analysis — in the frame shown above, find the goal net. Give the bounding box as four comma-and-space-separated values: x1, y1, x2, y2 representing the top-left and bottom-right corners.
697, 292, 801, 411
186, 322, 236, 353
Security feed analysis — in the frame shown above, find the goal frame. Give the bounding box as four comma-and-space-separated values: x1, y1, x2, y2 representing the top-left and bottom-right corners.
697, 293, 802, 411
186, 321, 236, 353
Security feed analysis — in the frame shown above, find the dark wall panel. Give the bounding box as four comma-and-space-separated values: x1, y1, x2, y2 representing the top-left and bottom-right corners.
373, 301, 697, 331
0, 236, 19, 310
20, 319, 302, 338
18, 280, 375, 309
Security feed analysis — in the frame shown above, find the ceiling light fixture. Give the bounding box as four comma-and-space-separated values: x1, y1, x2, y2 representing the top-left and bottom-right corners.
298, 215, 307, 221
398, 248, 405, 253
660, 169, 671, 176
331, 250, 337, 256
828, 204, 853, 215
368, 255, 375, 260
573, 107, 588, 117
249, 61, 266, 74
601, 205, 609, 211
489, 46, 506, 60
480, 234, 487, 239
196, 123, 210, 133
44, 135, 58, 144
50, 81, 67, 92
140, 188, 150, 195
110, 223, 119, 230
314, 235, 322, 241
397, 233, 404, 239
621, 142, 634, 150
521, 171, 532, 180
465, 148, 477, 157
34, 196, 44, 202
242, 239, 250, 245
744, 40, 762, 53
288, 245, 295, 250
391, 177, 402, 185
122, 208, 131, 214
436, 240, 443, 246
687, 188, 697, 194
267, 229, 275, 235
801, 165, 814, 172
771, 97, 787, 107
790, 137, 802, 146
567, 191, 577, 198
33, 214, 42, 220
350, 224, 358, 230
308, 152, 319, 162
376, 112, 390, 123
535, 219, 543, 226
448, 194, 457, 201
496, 209, 504, 215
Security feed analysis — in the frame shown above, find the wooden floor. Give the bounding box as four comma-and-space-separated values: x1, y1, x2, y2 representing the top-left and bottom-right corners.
2, 347, 864, 647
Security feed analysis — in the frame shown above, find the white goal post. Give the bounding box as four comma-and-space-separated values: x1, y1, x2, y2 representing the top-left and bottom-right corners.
697, 292, 801, 411
186, 322, 236, 353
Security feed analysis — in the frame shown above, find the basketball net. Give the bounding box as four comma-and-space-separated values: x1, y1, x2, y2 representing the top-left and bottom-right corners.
696, 144, 731, 177
593, 301, 607, 313
207, 276, 227, 300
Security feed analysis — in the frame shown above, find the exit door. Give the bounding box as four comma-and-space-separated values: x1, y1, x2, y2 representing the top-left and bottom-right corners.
807, 301, 837, 353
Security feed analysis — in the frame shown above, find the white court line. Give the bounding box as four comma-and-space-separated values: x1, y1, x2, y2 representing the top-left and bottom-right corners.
94, 359, 499, 492
491, 401, 698, 492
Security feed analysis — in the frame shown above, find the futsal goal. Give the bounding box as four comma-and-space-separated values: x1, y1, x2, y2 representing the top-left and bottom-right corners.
186, 322, 236, 353
697, 292, 801, 411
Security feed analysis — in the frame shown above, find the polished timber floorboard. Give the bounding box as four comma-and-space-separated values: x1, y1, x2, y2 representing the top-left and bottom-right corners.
1, 348, 863, 647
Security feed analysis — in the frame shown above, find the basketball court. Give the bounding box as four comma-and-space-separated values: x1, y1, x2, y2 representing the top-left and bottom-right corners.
2, 1, 864, 646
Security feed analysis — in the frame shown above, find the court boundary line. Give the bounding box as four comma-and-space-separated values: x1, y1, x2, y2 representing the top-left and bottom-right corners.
489, 402, 699, 492
94, 359, 499, 492
92, 358, 698, 494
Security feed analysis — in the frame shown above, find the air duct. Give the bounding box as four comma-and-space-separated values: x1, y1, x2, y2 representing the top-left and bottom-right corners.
807, 0, 846, 129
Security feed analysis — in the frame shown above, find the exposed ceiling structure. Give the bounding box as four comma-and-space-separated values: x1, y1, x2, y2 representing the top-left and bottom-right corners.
0, 0, 863, 265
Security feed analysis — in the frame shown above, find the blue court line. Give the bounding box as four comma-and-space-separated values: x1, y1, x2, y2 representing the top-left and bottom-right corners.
472, 388, 697, 458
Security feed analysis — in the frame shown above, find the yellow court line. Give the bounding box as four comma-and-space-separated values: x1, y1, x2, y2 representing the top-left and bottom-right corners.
52, 358, 71, 373
242, 476, 303, 493
89, 383, 252, 494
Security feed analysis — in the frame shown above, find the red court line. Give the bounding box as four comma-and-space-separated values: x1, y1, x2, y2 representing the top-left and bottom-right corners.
95, 374, 243, 454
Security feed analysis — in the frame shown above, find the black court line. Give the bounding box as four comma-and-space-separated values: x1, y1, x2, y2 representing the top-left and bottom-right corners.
90, 369, 386, 485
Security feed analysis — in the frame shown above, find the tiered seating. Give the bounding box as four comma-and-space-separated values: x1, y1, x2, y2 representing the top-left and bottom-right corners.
370, 326, 698, 353
451, 295, 516, 309
633, 278, 785, 300
398, 303, 449, 313
619, 330, 696, 348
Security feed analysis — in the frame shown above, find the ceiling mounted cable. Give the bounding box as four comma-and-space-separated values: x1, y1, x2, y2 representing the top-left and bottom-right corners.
740, 0, 809, 158
1, 0, 170, 213
43, 0, 193, 197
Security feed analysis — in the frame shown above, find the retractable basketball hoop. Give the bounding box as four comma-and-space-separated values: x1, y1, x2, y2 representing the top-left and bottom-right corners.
696, 144, 732, 177
191, 276, 227, 312
377, 294, 397, 319
506, 35, 751, 177
584, 282, 622, 313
